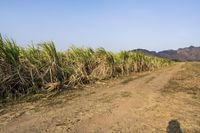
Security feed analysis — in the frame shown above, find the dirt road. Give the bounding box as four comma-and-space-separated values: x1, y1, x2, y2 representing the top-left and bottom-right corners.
0, 62, 200, 133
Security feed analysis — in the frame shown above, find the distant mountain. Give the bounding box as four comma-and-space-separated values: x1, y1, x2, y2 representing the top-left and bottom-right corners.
132, 46, 200, 61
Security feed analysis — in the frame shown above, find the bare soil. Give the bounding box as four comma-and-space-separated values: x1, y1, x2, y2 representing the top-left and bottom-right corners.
0, 62, 200, 133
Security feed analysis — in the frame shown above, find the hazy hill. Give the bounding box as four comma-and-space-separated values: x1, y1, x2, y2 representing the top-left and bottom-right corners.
132, 46, 200, 61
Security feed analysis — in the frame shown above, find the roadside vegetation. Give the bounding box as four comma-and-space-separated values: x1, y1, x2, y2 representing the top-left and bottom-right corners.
0, 35, 172, 103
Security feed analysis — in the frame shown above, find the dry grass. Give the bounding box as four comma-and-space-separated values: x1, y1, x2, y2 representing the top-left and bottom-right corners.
161, 62, 200, 132
0, 35, 173, 103
163, 62, 200, 98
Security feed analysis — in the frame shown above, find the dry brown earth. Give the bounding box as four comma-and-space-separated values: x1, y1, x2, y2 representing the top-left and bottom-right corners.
0, 62, 200, 133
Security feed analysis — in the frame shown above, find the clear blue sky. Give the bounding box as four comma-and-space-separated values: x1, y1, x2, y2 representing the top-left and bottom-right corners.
0, 0, 200, 52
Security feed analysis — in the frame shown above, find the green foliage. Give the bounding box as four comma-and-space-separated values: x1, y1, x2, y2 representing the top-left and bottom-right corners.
0, 36, 173, 102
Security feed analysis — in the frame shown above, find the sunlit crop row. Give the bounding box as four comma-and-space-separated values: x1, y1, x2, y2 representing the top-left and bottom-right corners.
0, 35, 172, 101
